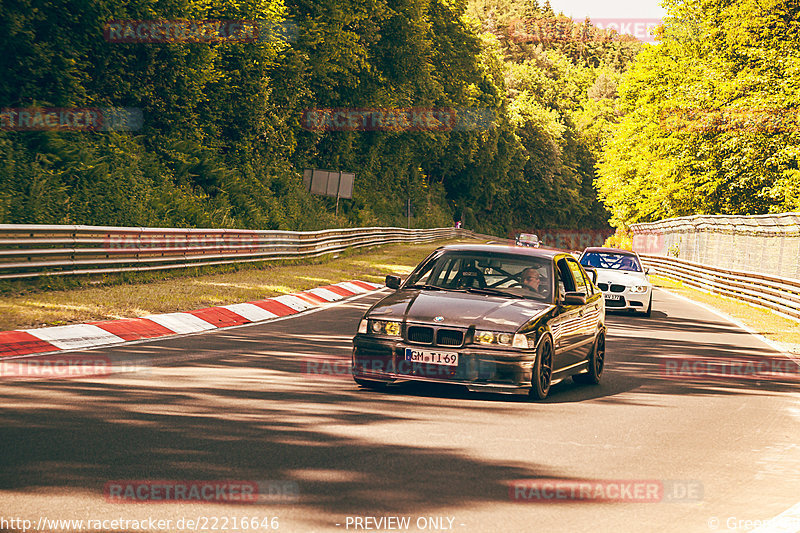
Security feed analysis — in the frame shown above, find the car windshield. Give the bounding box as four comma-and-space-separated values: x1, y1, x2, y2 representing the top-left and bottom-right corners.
405, 251, 554, 302
580, 252, 642, 272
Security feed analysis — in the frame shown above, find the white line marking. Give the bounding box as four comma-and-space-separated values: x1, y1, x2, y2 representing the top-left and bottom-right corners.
23, 324, 125, 350
335, 281, 367, 294
144, 312, 217, 334
2, 286, 387, 359
657, 287, 800, 364
220, 303, 278, 322
306, 287, 345, 301
749, 501, 800, 533
272, 294, 315, 311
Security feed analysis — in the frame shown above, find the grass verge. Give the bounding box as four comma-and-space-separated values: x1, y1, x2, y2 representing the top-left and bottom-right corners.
651, 275, 800, 355
0, 238, 484, 331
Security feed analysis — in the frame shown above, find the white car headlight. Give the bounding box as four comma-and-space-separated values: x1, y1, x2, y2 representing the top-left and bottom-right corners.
475, 330, 529, 348
629, 285, 649, 294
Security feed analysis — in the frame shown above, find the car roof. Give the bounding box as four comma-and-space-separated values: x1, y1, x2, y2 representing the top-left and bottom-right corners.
438, 243, 564, 259
582, 247, 638, 256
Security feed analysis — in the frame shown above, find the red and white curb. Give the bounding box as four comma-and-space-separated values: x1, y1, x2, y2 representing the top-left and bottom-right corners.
0, 280, 382, 358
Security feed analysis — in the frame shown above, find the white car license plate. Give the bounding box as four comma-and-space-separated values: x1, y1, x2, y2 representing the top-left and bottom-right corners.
604, 294, 622, 301
404, 348, 459, 367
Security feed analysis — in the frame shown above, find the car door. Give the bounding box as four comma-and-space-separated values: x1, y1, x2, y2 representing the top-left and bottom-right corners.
566, 257, 599, 359
551, 257, 584, 371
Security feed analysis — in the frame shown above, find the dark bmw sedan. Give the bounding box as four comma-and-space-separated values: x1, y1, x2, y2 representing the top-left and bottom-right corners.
352, 244, 606, 399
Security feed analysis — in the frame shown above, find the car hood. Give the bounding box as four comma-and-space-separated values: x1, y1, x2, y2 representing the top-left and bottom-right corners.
594, 269, 649, 286
367, 289, 553, 330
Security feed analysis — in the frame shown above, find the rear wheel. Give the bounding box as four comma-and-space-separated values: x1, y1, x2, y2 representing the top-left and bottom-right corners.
529, 336, 553, 400
573, 330, 605, 385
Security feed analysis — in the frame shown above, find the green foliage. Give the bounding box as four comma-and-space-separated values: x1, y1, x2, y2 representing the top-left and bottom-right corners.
0, 0, 642, 234
596, 0, 800, 228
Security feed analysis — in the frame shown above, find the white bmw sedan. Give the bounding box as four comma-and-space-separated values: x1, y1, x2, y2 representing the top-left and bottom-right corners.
579, 247, 653, 317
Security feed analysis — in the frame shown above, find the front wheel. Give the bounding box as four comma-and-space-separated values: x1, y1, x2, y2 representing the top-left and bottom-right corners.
573, 330, 605, 385
641, 294, 652, 317
529, 336, 553, 400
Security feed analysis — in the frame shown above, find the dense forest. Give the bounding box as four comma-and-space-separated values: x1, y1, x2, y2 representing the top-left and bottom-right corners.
595, 0, 800, 228
11, 1, 794, 235
0, 0, 649, 234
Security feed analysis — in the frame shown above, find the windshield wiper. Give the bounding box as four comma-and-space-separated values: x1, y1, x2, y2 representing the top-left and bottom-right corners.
407, 283, 446, 290
464, 287, 518, 298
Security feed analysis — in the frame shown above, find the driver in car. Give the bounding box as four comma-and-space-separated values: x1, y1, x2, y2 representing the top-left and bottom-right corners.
520, 267, 549, 297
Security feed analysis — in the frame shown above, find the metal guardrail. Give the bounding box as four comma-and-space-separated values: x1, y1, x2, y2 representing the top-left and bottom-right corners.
641, 254, 800, 320
0, 225, 471, 280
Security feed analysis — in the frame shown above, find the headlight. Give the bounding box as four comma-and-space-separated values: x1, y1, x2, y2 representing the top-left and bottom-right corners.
475, 330, 529, 348
368, 319, 402, 337
630, 285, 649, 294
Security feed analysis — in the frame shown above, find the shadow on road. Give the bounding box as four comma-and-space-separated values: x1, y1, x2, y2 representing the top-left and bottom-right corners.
0, 295, 796, 521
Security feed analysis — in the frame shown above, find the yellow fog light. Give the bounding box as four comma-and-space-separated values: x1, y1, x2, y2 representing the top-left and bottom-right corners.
385, 322, 401, 336
475, 331, 495, 344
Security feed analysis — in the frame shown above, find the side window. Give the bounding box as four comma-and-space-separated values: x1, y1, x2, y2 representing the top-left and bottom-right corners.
556, 259, 576, 300
567, 259, 588, 295
581, 269, 595, 294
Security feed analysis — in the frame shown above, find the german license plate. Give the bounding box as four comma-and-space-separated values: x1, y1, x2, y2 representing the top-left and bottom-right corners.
404, 348, 459, 367
604, 294, 622, 300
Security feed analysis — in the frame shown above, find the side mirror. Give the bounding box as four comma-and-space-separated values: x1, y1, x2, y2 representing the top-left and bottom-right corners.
562, 292, 586, 306
385, 275, 402, 290
644, 267, 650, 275
584, 267, 598, 284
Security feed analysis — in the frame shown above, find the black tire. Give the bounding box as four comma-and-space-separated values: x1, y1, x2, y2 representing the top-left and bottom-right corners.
573, 330, 605, 385
642, 294, 652, 317
354, 378, 387, 390
529, 336, 553, 400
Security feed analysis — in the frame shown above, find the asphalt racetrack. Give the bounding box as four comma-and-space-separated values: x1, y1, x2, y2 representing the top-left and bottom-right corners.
1, 288, 799, 533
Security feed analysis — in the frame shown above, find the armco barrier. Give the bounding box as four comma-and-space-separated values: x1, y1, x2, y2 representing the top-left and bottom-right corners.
640, 254, 800, 320
0, 225, 469, 280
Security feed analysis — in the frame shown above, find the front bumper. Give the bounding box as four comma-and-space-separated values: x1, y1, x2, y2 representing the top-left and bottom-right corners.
602, 288, 651, 311
352, 335, 537, 394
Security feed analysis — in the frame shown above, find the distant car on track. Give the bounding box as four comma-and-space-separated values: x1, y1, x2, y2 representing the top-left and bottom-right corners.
352, 244, 606, 400
579, 247, 653, 317
515, 232, 541, 248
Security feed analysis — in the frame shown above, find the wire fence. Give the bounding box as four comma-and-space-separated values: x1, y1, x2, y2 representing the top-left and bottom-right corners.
631, 213, 800, 320
631, 212, 800, 281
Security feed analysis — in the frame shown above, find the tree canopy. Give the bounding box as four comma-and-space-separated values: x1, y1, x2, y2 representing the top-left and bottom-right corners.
595, 0, 800, 228
1, 0, 647, 234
